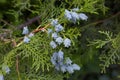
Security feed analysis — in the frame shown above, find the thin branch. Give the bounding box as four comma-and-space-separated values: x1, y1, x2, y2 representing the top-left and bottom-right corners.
16, 56, 21, 80
17, 16, 40, 29
81, 11, 120, 31
12, 40, 21, 80
0, 19, 15, 28
92, 11, 120, 25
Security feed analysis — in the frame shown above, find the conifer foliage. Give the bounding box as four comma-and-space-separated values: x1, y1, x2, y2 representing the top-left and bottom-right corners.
0, 0, 120, 80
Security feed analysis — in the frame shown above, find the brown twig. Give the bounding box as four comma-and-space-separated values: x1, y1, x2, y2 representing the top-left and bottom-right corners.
12, 40, 21, 80
32, 23, 50, 33
16, 56, 21, 80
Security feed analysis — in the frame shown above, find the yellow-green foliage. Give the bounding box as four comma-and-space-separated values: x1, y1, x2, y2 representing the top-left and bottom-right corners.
4, 32, 53, 71
90, 31, 120, 73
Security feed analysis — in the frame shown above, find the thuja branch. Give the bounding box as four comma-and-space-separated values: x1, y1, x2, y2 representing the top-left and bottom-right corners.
16, 23, 50, 47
